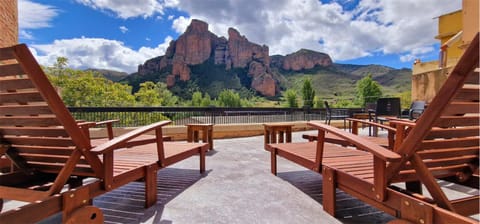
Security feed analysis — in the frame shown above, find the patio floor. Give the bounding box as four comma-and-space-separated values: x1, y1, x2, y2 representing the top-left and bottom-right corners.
5, 129, 477, 223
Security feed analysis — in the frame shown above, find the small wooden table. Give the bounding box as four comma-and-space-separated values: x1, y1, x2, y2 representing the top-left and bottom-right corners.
348, 113, 370, 133
264, 123, 293, 148
186, 123, 214, 150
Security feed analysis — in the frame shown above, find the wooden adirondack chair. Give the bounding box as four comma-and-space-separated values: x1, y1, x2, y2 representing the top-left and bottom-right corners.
0, 44, 208, 223
267, 33, 479, 223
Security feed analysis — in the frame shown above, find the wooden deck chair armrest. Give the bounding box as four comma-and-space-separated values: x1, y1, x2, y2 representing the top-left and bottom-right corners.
91, 120, 171, 155
77, 121, 97, 128
308, 121, 402, 162
345, 118, 397, 132
93, 119, 120, 139
389, 119, 416, 128
94, 119, 120, 126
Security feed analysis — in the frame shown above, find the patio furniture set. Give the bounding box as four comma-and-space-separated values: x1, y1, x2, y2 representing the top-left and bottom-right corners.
0, 33, 478, 223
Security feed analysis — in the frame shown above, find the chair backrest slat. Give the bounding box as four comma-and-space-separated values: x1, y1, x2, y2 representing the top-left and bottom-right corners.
0, 91, 44, 104
0, 63, 25, 77
426, 127, 479, 139
0, 78, 35, 91
434, 116, 479, 127
455, 86, 479, 101
1, 127, 71, 137
13, 145, 75, 156
443, 102, 479, 115
0, 44, 99, 178
0, 104, 53, 116
0, 116, 62, 126
4, 136, 75, 147
420, 137, 479, 150
464, 70, 479, 84
417, 146, 479, 159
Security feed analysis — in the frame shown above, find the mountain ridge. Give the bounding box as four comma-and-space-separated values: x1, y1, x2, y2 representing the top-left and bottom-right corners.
110, 19, 411, 100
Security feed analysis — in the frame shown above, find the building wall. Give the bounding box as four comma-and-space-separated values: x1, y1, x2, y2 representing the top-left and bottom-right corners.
412, 0, 478, 103
0, 0, 18, 48
436, 10, 463, 61
462, 0, 479, 47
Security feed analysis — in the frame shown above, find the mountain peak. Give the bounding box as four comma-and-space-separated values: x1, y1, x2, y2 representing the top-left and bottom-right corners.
135, 19, 334, 97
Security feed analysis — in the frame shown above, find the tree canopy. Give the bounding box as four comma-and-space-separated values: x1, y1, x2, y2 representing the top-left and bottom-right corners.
301, 78, 315, 108
355, 74, 383, 107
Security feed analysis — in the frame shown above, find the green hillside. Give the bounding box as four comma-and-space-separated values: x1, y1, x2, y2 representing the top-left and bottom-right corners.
280, 64, 411, 101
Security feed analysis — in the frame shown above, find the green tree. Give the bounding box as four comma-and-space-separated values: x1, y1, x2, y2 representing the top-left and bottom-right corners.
156, 82, 178, 106
397, 90, 412, 109
313, 96, 323, 108
302, 78, 315, 108
134, 81, 162, 106
217, 89, 242, 107
355, 74, 383, 107
134, 82, 178, 106
191, 91, 203, 107
45, 58, 135, 107
282, 89, 298, 108
201, 93, 212, 107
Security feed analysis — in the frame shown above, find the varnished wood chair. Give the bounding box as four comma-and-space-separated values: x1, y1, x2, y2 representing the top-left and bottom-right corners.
0, 44, 208, 223
267, 33, 479, 223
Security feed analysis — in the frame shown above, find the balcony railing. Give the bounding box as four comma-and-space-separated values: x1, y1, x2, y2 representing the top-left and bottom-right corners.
69, 107, 362, 127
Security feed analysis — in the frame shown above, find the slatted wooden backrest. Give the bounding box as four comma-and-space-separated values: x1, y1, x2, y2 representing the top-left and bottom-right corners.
0, 44, 100, 177
386, 33, 479, 210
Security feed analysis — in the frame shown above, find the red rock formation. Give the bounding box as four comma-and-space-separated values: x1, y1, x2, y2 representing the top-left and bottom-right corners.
174, 19, 213, 65
227, 28, 270, 69
251, 73, 276, 96
281, 49, 332, 71
137, 20, 333, 96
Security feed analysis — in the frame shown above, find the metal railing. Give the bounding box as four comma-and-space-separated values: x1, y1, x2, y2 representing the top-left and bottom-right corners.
69, 107, 361, 127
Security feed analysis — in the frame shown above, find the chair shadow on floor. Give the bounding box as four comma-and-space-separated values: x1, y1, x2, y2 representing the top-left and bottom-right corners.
277, 170, 394, 224
40, 168, 208, 224
98, 168, 209, 223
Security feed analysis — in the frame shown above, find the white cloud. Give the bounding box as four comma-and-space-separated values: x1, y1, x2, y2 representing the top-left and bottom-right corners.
167, 0, 461, 62
119, 26, 128, 33
171, 16, 191, 33
19, 30, 34, 40
31, 36, 173, 73
18, 0, 59, 39
75, 0, 164, 19
400, 46, 435, 62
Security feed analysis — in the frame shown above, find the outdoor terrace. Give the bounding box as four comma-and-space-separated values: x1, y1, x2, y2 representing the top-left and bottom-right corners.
4, 128, 478, 224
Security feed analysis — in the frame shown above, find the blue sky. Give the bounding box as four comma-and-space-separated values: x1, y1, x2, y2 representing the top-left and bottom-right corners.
19, 0, 461, 73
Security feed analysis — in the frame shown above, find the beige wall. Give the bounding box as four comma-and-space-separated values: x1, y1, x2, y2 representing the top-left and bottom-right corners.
462, 0, 479, 47
0, 0, 18, 48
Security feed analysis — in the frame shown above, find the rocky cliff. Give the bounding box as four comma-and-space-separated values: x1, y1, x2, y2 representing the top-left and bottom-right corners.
271, 49, 332, 71
137, 19, 333, 97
